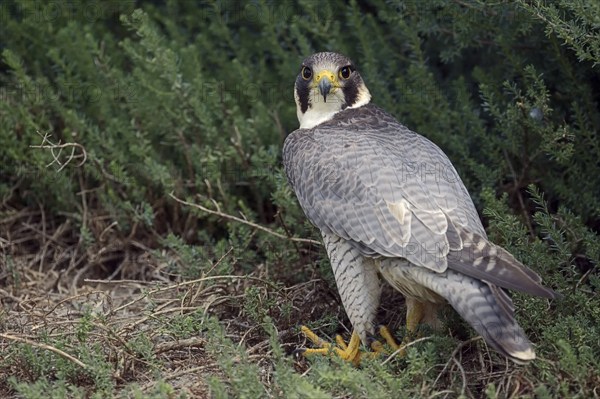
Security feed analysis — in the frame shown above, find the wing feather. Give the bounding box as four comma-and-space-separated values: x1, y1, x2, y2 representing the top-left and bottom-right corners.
283, 104, 559, 298
283, 105, 474, 272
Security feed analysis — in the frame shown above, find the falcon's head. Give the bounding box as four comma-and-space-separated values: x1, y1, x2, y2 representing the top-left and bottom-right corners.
294, 52, 371, 129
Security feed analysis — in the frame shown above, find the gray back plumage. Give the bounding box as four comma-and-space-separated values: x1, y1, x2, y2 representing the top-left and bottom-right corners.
283, 103, 558, 299
284, 104, 480, 267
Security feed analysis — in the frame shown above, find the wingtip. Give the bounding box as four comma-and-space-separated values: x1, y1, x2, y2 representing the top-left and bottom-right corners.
508, 347, 536, 364
539, 285, 562, 300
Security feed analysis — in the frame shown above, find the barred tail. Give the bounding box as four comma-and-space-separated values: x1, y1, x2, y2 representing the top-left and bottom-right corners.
439, 272, 535, 363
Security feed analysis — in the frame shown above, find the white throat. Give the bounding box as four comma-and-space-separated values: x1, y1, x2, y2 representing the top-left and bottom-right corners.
296, 88, 371, 129
298, 107, 341, 130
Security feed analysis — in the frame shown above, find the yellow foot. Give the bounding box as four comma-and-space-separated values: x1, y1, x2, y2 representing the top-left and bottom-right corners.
377, 325, 405, 355
377, 324, 424, 359
299, 325, 362, 365
298, 325, 405, 365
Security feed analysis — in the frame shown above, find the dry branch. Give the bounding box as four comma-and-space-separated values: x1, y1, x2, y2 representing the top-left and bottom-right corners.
30, 131, 87, 171
0, 332, 89, 370
169, 193, 321, 246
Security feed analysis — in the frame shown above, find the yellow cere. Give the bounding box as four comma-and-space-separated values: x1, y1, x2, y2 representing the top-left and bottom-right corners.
313, 70, 340, 87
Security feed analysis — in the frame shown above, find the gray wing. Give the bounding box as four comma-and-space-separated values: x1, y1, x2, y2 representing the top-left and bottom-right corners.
283, 105, 558, 298
284, 111, 478, 271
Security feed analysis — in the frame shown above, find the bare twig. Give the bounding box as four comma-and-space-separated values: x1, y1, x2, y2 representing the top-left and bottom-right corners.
0, 333, 89, 370
381, 336, 434, 365
154, 337, 206, 354
140, 364, 215, 392
30, 131, 87, 171
433, 337, 483, 388
169, 193, 321, 246
43, 291, 110, 317
452, 356, 467, 397
87, 274, 280, 314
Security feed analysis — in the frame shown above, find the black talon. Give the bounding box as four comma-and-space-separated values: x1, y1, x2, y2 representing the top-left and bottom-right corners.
292, 348, 307, 358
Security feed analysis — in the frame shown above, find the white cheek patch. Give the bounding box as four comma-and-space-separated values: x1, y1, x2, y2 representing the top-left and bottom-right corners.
348, 87, 372, 109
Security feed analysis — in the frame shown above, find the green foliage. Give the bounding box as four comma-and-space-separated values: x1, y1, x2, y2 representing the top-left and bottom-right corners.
243, 286, 273, 325
4, 337, 116, 397
164, 310, 206, 339
517, 0, 600, 65
204, 317, 267, 398
1, 0, 599, 397
126, 381, 183, 399
9, 378, 87, 399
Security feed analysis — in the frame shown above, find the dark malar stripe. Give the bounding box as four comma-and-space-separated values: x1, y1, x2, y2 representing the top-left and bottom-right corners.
342, 80, 359, 110
296, 77, 311, 114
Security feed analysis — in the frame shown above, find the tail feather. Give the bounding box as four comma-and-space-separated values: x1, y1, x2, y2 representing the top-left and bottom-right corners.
449, 228, 560, 299
440, 272, 536, 363
489, 284, 515, 320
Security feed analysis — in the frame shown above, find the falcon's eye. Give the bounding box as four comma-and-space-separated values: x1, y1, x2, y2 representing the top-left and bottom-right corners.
339, 66, 353, 80
301, 66, 312, 80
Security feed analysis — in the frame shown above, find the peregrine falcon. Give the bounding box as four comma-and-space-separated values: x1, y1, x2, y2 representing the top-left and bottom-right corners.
283, 52, 559, 364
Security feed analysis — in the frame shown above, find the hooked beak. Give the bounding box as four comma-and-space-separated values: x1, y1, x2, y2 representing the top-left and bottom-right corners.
314, 70, 337, 102
318, 77, 332, 102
